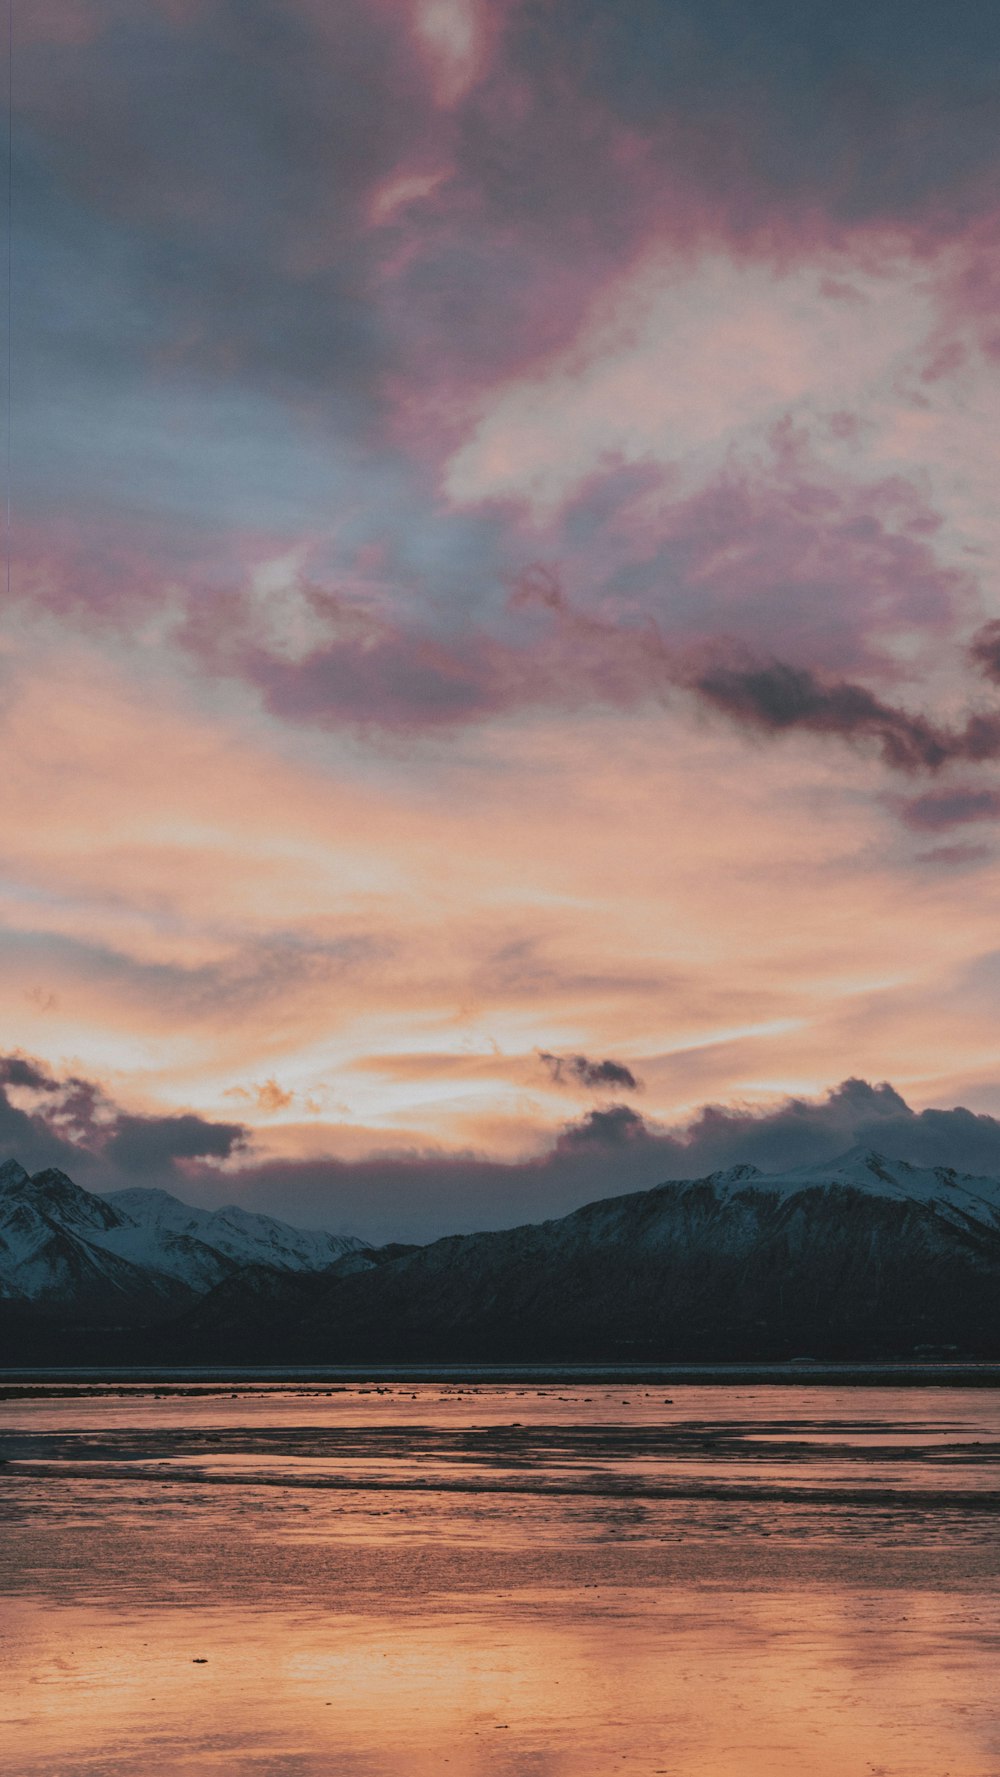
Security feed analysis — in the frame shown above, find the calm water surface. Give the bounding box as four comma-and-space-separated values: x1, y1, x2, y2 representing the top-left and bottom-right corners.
2, 1377, 999, 1775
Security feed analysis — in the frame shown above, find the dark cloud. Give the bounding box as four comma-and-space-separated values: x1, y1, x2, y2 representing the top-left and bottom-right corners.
8, 1, 632, 441
521, 553, 1000, 781
554, 1104, 649, 1148
0, 1051, 249, 1187
539, 1052, 642, 1091
691, 658, 955, 771
0, 1085, 85, 1179
645, 1075, 1000, 1182
691, 655, 1000, 774
969, 619, 1000, 684
0, 1055, 59, 1091
105, 1114, 247, 1173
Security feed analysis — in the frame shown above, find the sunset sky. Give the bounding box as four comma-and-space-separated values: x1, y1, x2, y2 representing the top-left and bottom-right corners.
5, 1, 1000, 1239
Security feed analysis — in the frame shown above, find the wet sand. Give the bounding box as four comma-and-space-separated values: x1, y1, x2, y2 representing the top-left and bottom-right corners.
2, 1379, 999, 1775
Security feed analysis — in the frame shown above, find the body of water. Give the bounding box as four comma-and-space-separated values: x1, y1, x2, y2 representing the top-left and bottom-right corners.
2, 1374, 999, 1775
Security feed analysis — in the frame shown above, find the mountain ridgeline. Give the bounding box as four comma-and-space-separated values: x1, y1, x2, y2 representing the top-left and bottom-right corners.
2, 1149, 1000, 1362
0, 1159, 366, 1318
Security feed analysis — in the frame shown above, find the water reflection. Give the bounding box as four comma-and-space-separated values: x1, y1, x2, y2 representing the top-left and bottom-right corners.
1, 1381, 999, 1775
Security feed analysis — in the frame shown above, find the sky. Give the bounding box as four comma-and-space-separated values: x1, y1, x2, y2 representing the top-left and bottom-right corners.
4, 0, 1000, 1241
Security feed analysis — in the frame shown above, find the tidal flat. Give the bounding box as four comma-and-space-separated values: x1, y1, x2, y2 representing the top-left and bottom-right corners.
2, 1375, 999, 1776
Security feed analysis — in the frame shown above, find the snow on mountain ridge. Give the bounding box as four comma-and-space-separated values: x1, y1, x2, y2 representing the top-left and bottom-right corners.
0, 1168, 179, 1310
103, 1186, 367, 1272
4, 1166, 124, 1236
0, 1162, 368, 1307
698, 1146, 1000, 1232
520, 1147, 1000, 1257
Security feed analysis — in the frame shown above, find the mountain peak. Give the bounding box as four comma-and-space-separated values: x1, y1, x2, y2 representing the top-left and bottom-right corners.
0, 1157, 367, 1313
846, 1147, 900, 1175
0, 1158, 30, 1192
25, 1167, 125, 1232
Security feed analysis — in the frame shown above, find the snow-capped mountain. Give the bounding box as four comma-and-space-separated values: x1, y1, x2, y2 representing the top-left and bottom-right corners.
166, 1146, 1000, 1363
704, 1148, 1000, 1230
0, 1159, 367, 1317
6, 1145, 1000, 1359
0, 1158, 176, 1313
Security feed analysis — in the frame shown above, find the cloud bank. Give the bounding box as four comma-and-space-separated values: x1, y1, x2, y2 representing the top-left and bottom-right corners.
191, 1078, 1000, 1241
7, 1057, 1000, 1244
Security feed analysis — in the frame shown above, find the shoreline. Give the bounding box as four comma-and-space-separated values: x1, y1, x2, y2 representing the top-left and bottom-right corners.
4, 1359, 1000, 1392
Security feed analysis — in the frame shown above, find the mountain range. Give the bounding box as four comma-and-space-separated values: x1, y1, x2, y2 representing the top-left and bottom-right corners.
0, 1158, 366, 1320
3, 1147, 1000, 1362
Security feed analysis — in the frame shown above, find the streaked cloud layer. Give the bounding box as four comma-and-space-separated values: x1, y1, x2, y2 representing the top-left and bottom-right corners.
6, 2, 1000, 1233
